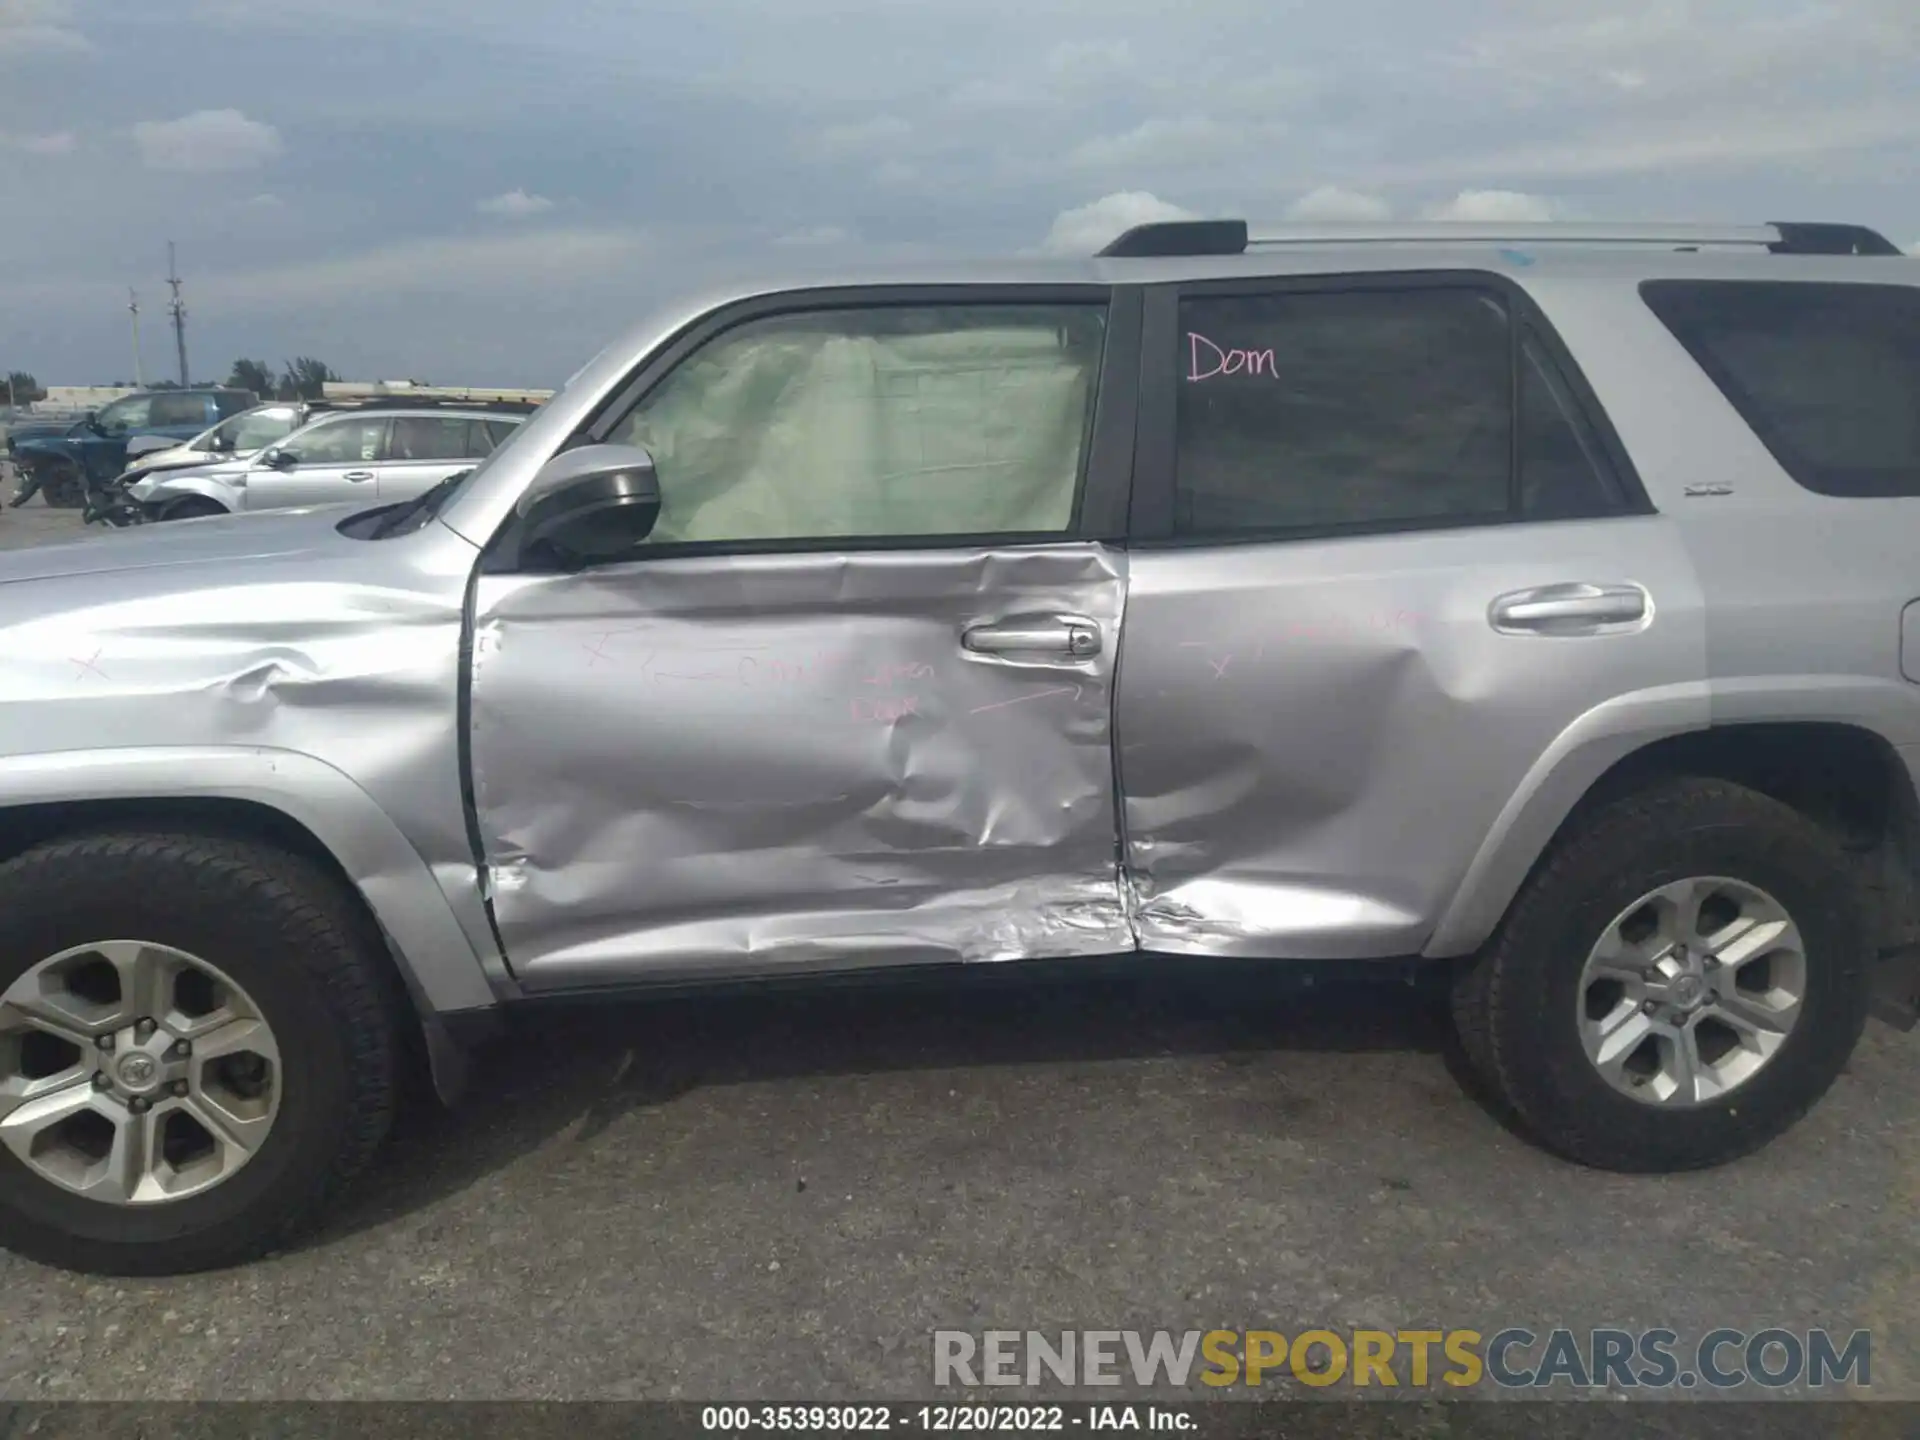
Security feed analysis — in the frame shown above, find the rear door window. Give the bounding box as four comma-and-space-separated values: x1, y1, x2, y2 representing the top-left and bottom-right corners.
389, 416, 474, 461
1169, 283, 1632, 539
1640, 280, 1920, 498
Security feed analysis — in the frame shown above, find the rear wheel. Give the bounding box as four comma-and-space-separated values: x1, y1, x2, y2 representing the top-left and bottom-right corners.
1452, 777, 1871, 1171
0, 832, 400, 1274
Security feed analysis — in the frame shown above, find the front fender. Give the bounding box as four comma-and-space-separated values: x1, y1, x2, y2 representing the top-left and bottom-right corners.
137, 471, 245, 513
12, 438, 79, 469
0, 745, 501, 1017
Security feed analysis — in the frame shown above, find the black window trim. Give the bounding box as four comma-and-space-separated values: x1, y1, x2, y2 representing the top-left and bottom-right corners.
1128, 269, 1654, 548
1638, 277, 1920, 500
483, 284, 1141, 575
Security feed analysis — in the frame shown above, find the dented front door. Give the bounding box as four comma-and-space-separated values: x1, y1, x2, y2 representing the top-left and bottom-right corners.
465, 290, 1139, 988
468, 548, 1129, 986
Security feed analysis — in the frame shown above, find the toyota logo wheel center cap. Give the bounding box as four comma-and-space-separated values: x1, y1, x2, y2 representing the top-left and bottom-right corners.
114, 1052, 160, 1092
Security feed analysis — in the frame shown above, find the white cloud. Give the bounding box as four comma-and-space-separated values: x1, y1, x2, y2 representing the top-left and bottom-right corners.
203, 226, 650, 310
132, 109, 282, 172
1047, 39, 1133, 82
1285, 185, 1392, 221
815, 115, 912, 157
0, 0, 88, 56
477, 188, 555, 218
1070, 116, 1231, 170
872, 159, 918, 187
0, 129, 74, 154
773, 225, 852, 247
1042, 191, 1195, 255
1425, 188, 1560, 222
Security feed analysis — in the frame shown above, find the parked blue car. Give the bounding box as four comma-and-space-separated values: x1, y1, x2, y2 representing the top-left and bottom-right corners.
7, 387, 256, 508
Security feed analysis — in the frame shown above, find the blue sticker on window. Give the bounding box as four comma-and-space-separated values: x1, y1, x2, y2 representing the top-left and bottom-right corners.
1498, 248, 1536, 267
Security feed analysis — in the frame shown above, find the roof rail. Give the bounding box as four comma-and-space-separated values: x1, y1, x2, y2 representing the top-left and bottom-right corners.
321, 381, 553, 404
1098, 218, 1904, 258
327, 396, 540, 414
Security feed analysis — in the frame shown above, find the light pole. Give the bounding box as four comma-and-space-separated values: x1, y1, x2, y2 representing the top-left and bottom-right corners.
128, 288, 145, 388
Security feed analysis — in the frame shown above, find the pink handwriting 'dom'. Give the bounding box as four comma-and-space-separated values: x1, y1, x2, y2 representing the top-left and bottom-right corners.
1187, 332, 1277, 382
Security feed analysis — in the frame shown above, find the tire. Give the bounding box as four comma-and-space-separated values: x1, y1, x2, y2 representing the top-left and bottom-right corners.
159, 497, 227, 521
0, 831, 401, 1274
1451, 777, 1871, 1172
40, 464, 85, 509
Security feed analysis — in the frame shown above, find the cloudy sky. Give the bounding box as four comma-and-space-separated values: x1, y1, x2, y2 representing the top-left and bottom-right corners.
2, 0, 1916, 386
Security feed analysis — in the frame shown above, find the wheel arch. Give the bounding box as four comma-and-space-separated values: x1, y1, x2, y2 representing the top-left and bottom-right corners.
0, 747, 505, 1102
141, 473, 242, 516
1427, 687, 1920, 962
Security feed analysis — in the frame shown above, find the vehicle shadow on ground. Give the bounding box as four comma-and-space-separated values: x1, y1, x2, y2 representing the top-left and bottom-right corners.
309, 958, 1491, 1248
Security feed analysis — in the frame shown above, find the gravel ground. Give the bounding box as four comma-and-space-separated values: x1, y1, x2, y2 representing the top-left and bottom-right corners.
0, 492, 1915, 1405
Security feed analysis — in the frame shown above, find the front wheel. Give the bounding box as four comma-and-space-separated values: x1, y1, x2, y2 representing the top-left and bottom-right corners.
0, 832, 401, 1274
40, 464, 86, 509
158, 497, 228, 522
1451, 777, 1872, 1172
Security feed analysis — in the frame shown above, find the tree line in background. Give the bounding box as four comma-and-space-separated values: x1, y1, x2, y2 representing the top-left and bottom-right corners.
0, 359, 345, 406
224, 357, 345, 401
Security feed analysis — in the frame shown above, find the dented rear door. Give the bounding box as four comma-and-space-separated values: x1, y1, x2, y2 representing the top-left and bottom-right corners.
1116, 272, 1705, 958
467, 287, 1142, 988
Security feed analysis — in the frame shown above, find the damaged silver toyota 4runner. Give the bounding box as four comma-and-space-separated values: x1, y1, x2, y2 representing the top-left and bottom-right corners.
3, 219, 1919, 1275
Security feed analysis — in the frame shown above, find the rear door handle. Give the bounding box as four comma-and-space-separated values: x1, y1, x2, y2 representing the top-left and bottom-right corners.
1490, 583, 1650, 635
963, 617, 1102, 658
343, 470, 376, 483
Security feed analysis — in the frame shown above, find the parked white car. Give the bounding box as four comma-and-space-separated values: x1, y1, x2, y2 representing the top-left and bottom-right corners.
128, 405, 529, 519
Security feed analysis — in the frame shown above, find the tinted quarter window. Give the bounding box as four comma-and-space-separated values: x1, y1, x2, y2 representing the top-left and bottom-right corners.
1174, 288, 1513, 535
607, 303, 1106, 544
1641, 280, 1920, 498
483, 420, 519, 449
1519, 333, 1627, 520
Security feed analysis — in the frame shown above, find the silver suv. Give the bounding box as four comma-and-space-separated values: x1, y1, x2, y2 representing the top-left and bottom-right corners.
128, 405, 525, 519
1, 218, 1915, 1275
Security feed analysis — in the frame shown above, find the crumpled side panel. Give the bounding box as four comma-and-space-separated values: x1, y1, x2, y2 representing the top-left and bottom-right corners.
469, 544, 1131, 987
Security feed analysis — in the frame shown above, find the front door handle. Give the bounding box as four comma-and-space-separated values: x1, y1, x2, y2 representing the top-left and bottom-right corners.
1490, 582, 1650, 636
343, 470, 376, 483
963, 617, 1102, 658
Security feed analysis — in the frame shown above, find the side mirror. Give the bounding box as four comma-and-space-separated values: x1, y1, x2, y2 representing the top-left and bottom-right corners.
518, 443, 662, 566
210, 432, 236, 453
265, 448, 297, 470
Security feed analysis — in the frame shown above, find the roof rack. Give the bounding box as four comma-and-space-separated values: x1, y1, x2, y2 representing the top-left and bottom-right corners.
1098, 218, 1905, 259
321, 381, 553, 404
324, 396, 540, 415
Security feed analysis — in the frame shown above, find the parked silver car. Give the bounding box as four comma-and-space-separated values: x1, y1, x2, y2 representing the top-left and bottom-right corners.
127, 405, 525, 519
0, 218, 1916, 1275
114, 402, 319, 488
